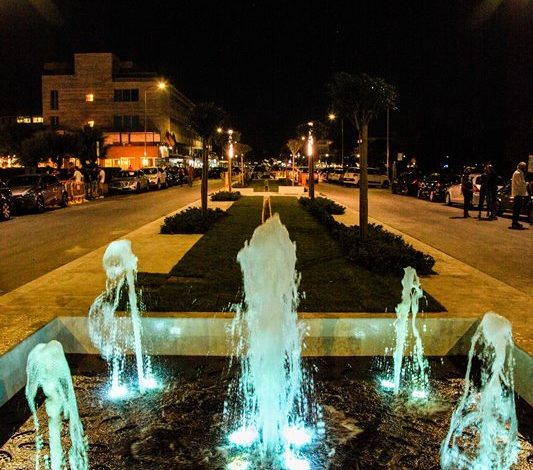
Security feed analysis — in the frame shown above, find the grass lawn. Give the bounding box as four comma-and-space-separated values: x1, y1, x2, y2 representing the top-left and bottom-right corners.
138, 196, 445, 313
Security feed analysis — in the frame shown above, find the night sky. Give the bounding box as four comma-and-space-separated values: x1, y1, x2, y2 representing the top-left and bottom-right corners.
0, 0, 531, 170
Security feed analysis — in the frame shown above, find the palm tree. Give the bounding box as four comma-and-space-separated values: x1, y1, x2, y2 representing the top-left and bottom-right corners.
187, 103, 227, 214
286, 139, 303, 185
328, 72, 397, 239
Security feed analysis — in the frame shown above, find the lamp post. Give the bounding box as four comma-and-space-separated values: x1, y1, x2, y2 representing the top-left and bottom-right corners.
307, 121, 315, 200
144, 81, 167, 164
329, 113, 344, 167
386, 107, 390, 179
227, 129, 234, 192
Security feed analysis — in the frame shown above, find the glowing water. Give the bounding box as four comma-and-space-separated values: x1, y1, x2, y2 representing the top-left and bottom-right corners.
225, 214, 321, 464
88, 239, 155, 396
26, 340, 88, 470
383, 267, 429, 396
440, 312, 519, 469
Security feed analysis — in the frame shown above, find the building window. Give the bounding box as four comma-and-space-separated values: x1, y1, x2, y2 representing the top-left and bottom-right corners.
32, 116, 43, 123
114, 89, 139, 102
113, 115, 140, 130
85, 93, 94, 102
50, 116, 59, 126
50, 90, 59, 110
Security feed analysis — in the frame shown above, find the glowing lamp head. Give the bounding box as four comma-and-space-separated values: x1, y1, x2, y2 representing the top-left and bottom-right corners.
328, 113, 336, 121
228, 129, 234, 135
157, 81, 167, 90
217, 127, 223, 133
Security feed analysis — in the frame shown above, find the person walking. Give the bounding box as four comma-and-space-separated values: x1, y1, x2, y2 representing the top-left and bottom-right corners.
461, 168, 473, 218
477, 165, 488, 218
510, 161, 527, 229
97, 166, 106, 199
72, 166, 84, 204
187, 165, 193, 187
178, 167, 184, 186
485, 164, 499, 220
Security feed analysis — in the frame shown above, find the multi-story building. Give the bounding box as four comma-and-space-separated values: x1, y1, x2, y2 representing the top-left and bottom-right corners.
42, 53, 202, 169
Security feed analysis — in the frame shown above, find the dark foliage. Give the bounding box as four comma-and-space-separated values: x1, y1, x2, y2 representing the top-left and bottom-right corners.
298, 197, 435, 275
299, 196, 346, 215
160, 207, 227, 234
210, 191, 241, 201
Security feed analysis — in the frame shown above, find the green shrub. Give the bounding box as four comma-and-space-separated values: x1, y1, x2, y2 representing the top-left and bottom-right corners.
298, 196, 345, 215
299, 197, 435, 275
161, 207, 227, 234
211, 190, 241, 201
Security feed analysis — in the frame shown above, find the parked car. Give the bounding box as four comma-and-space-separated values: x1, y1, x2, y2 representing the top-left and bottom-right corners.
108, 170, 149, 194
496, 180, 533, 222
327, 168, 345, 184
143, 167, 167, 189
417, 173, 460, 202
445, 173, 504, 206
343, 167, 389, 187
8, 174, 68, 212
391, 170, 423, 196
0, 179, 13, 220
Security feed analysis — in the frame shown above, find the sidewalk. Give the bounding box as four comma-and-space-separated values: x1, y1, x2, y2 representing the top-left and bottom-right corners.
333, 207, 533, 356
0, 198, 233, 357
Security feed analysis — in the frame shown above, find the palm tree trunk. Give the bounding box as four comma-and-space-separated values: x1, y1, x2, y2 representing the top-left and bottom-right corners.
201, 143, 208, 215
359, 123, 369, 240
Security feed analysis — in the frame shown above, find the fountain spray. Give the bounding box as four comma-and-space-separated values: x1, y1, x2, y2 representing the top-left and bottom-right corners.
88, 239, 155, 397
440, 312, 518, 470
382, 267, 429, 398
26, 340, 88, 470
225, 214, 321, 469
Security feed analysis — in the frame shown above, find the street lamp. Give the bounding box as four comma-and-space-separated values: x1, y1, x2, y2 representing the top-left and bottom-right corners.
307, 121, 315, 199
227, 129, 234, 192
328, 113, 344, 167
144, 80, 167, 163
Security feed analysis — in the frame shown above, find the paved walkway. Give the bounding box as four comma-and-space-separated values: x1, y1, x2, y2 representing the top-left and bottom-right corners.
333, 208, 533, 356
0, 198, 233, 357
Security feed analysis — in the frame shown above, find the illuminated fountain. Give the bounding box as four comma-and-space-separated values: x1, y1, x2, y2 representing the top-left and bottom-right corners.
381, 267, 430, 398
88, 239, 156, 398
225, 214, 322, 469
26, 340, 88, 470
440, 312, 519, 469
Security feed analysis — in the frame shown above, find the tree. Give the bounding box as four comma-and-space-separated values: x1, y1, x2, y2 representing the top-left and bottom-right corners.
187, 103, 228, 214
18, 130, 74, 168
328, 72, 397, 240
73, 126, 105, 168
287, 139, 303, 185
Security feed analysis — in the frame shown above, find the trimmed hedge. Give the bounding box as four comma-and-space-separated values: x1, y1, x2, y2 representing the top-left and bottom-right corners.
298, 197, 435, 275
211, 190, 241, 201
299, 196, 345, 215
161, 207, 227, 234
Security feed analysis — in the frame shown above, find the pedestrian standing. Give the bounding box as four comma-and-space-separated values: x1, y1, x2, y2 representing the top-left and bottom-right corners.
485, 164, 499, 220
178, 167, 184, 186
72, 166, 84, 203
510, 161, 527, 229
477, 165, 488, 218
461, 168, 473, 218
97, 166, 106, 198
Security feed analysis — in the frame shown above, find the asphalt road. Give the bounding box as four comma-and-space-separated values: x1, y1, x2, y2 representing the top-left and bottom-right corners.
318, 182, 533, 296
0, 180, 223, 295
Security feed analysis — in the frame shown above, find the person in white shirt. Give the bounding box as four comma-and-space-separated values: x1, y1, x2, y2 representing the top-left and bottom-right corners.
98, 167, 105, 198
510, 161, 527, 229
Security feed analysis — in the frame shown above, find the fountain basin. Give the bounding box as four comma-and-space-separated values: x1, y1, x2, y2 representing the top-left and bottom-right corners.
0, 314, 532, 469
